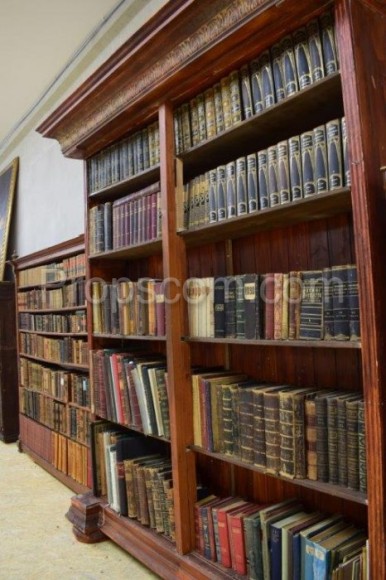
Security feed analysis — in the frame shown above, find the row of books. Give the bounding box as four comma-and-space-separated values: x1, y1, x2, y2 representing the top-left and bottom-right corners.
195, 495, 367, 579
20, 334, 89, 366
68, 406, 91, 445
17, 280, 86, 310
181, 116, 349, 230
52, 432, 89, 487
174, 11, 338, 154
91, 278, 165, 337
19, 310, 87, 334
192, 370, 366, 492
92, 424, 174, 539
92, 351, 170, 439
18, 253, 86, 286
22, 390, 68, 436
89, 182, 161, 254
20, 358, 90, 404
187, 266, 360, 342
87, 121, 160, 194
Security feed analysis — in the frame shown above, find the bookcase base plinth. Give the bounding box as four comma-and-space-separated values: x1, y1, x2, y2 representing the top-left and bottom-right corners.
66, 492, 106, 544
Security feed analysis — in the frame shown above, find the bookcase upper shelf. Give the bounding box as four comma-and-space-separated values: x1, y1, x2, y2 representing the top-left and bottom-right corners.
20, 352, 89, 371
183, 337, 361, 349
89, 239, 162, 261
88, 166, 160, 201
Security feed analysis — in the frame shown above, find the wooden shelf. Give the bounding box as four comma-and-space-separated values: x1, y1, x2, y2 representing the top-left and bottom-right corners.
22, 386, 67, 404
18, 274, 86, 291
68, 401, 91, 411
19, 329, 87, 337
19, 352, 89, 371
20, 441, 90, 494
93, 332, 166, 341
89, 239, 162, 260
180, 73, 343, 179
191, 445, 368, 506
182, 336, 361, 349
180, 188, 352, 246
96, 414, 170, 443
18, 306, 86, 314
89, 165, 160, 201
21, 413, 90, 448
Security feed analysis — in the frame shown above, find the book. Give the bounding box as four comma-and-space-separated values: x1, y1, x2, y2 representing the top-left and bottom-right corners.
264, 273, 275, 340
301, 131, 316, 197
224, 277, 237, 338
213, 83, 225, 134
244, 274, 262, 340
320, 11, 339, 75
257, 149, 269, 209
247, 153, 258, 212
226, 161, 237, 218
314, 124, 328, 193
229, 70, 242, 124
250, 58, 264, 114
358, 400, 367, 493
327, 119, 343, 190
281, 35, 298, 97
208, 168, 218, 223
236, 156, 248, 215
347, 264, 360, 341
346, 397, 361, 490
204, 88, 216, 139
220, 76, 233, 130
341, 116, 351, 186
307, 18, 325, 82
268, 145, 280, 207
216, 165, 227, 221
271, 42, 286, 102
331, 264, 350, 340
270, 511, 307, 580
243, 510, 264, 580
293, 27, 312, 89
277, 140, 291, 204
258, 50, 275, 108
299, 270, 323, 340
323, 267, 334, 340
240, 64, 253, 119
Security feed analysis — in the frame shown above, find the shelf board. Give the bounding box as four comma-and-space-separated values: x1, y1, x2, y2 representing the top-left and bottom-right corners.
68, 401, 91, 411
19, 352, 89, 371
18, 306, 86, 314
21, 440, 90, 494
180, 73, 343, 177
21, 386, 67, 404
180, 188, 352, 246
96, 414, 170, 443
89, 239, 162, 261
19, 329, 87, 338
93, 332, 166, 341
190, 445, 368, 506
183, 336, 361, 349
21, 413, 90, 447
88, 165, 160, 201
18, 274, 86, 291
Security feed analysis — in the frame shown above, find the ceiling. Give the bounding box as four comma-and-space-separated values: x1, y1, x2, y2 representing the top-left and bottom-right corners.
0, 0, 120, 146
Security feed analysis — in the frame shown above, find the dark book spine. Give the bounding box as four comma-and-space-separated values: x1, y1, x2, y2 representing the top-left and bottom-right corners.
197, 93, 207, 144
358, 400, 367, 493
326, 119, 343, 190
204, 88, 216, 140
273, 273, 284, 340
288, 271, 301, 340
277, 140, 291, 204
347, 265, 360, 340
293, 27, 312, 89
323, 267, 334, 340
224, 277, 237, 338
315, 396, 329, 482
247, 153, 258, 212
214, 277, 226, 338
271, 42, 286, 102
213, 83, 225, 134
244, 274, 260, 340
341, 117, 351, 187
142, 128, 150, 170
229, 70, 242, 124
305, 399, 317, 480
257, 149, 269, 209
253, 389, 266, 468
327, 396, 339, 484
239, 388, 254, 464
307, 19, 325, 82
240, 64, 253, 119
337, 397, 348, 486
181, 103, 192, 151
289, 136, 303, 201
264, 390, 281, 474
264, 273, 275, 340
294, 393, 307, 478
222, 385, 233, 455
236, 157, 247, 215
331, 265, 350, 340
220, 76, 232, 130
216, 165, 227, 221
299, 270, 323, 340
313, 125, 328, 193
279, 391, 295, 478
268, 145, 280, 207
226, 161, 237, 218
235, 275, 246, 339
190, 97, 199, 147
281, 35, 298, 97
208, 168, 218, 224
259, 50, 275, 108
250, 59, 264, 114
320, 11, 339, 75
346, 399, 360, 490
301, 131, 316, 197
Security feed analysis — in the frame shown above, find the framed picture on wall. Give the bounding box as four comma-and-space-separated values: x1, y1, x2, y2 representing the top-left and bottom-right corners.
0, 158, 18, 280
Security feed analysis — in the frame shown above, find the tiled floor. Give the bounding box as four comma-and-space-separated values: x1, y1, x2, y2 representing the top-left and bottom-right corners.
0, 441, 158, 579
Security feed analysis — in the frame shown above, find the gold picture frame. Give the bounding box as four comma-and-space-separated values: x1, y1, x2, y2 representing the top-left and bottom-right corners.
0, 158, 18, 280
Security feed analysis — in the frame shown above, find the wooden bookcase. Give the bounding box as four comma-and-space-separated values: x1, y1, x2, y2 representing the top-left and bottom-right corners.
37, 0, 385, 577
0, 282, 19, 443
14, 235, 91, 494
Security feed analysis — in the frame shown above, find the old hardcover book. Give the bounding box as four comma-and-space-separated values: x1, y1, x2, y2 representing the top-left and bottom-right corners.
250, 58, 264, 114
281, 36, 298, 97
236, 156, 247, 215
181, 103, 191, 151
204, 88, 216, 139
214, 277, 226, 338
314, 124, 328, 193
271, 42, 286, 102
243, 510, 264, 580
240, 64, 253, 119
278, 140, 291, 204
257, 149, 269, 209
235, 275, 246, 339
264, 273, 275, 340
265, 386, 290, 474
229, 504, 262, 575
271, 511, 307, 580
288, 271, 301, 340
258, 50, 275, 108
190, 97, 199, 147
229, 70, 242, 125
226, 161, 237, 218
247, 153, 258, 212
224, 277, 237, 338
315, 391, 340, 482
244, 273, 262, 340
220, 76, 232, 130
347, 264, 360, 341
239, 386, 256, 464
268, 145, 280, 207
196, 93, 207, 143
208, 168, 218, 223
347, 397, 360, 490
218, 501, 249, 568
293, 27, 312, 89
331, 264, 350, 340
307, 18, 325, 82
216, 165, 227, 221
326, 119, 343, 190
289, 136, 303, 201
213, 83, 225, 134
320, 11, 339, 75
323, 267, 334, 340
299, 270, 323, 340
357, 400, 367, 493
301, 131, 316, 197
341, 116, 351, 187
274, 273, 284, 340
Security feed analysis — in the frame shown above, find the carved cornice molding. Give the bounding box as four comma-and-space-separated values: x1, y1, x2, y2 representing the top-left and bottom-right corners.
39, 0, 273, 157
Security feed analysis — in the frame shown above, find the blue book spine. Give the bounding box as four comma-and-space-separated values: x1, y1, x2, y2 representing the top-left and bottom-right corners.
212, 510, 222, 563
270, 525, 282, 580
304, 538, 316, 580
292, 533, 301, 580
313, 546, 329, 580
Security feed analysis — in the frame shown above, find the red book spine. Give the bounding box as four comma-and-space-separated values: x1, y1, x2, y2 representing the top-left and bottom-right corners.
217, 509, 233, 568
110, 353, 124, 424
264, 273, 275, 339
229, 513, 248, 574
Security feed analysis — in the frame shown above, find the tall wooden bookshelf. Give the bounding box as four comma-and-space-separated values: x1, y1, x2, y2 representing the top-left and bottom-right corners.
14, 235, 91, 493
37, 0, 385, 577
0, 282, 19, 443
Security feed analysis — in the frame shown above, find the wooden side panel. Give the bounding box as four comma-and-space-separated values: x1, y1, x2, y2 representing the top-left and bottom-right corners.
336, 0, 386, 575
